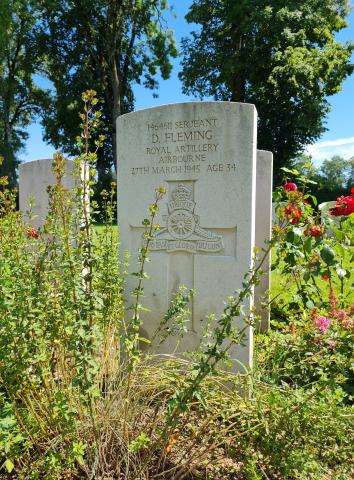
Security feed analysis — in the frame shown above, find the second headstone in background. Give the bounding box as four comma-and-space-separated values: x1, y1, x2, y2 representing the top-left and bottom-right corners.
255, 150, 273, 332
19, 158, 75, 228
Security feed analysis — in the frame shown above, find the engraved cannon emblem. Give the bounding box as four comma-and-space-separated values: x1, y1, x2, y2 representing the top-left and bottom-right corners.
150, 183, 224, 253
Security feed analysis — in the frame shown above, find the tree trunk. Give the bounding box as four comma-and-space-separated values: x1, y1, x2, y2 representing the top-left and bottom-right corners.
231, 75, 245, 103
230, 26, 245, 102
1, 109, 17, 187
112, 55, 121, 173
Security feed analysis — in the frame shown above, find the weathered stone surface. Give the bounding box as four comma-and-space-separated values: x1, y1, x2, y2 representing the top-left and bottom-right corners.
117, 102, 257, 371
255, 150, 273, 332
19, 158, 75, 228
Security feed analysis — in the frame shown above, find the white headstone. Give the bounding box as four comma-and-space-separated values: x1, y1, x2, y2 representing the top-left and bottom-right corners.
19, 158, 75, 228
255, 150, 273, 332
117, 102, 257, 372
319, 201, 338, 237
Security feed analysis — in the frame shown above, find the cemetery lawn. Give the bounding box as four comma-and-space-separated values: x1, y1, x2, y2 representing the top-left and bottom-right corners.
271, 244, 354, 307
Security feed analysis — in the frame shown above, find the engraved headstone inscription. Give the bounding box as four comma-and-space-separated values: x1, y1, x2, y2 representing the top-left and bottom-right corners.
255, 150, 273, 332
19, 158, 75, 228
117, 102, 257, 371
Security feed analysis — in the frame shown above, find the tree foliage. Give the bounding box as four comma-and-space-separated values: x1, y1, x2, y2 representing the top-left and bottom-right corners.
180, 0, 354, 181
37, 0, 177, 186
0, 0, 45, 187
315, 155, 354, 202
320, 155, 353, 189
292, 153, 354, 202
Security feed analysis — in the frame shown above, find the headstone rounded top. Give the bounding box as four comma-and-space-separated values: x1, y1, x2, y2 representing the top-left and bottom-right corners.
19, 158, 54, 171
117, 101, 257, 122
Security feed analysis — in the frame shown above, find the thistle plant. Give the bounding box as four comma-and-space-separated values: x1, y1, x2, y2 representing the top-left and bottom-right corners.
125, 187, 167, 368
150, 286, 195, 347
163, 244, 272, 424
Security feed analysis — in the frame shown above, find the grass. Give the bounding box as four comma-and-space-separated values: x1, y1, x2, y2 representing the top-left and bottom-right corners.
271, 244, 354, 307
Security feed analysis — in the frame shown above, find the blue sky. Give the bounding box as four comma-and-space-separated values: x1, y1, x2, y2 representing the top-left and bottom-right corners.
21, 0, 354, 166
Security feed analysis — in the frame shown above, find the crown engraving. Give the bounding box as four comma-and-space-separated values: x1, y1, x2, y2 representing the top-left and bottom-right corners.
172, 184, 192, 202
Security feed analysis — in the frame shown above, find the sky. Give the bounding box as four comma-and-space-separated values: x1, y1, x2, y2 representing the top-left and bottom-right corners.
21, 0, 354, 166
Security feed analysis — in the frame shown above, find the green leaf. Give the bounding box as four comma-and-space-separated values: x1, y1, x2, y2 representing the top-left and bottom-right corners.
332, 227, 344, 242
336, 244, 346, 257
281, 167, 300, 175
320, 245, 336, 265
138, 336, 151, 344
3, 459, 14, 473
304, 194, 318, 206
303, 236, 312, 254
298, 176, 317, 185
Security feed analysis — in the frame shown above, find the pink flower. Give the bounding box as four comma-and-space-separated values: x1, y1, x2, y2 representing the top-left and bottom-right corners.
312, 316, 331, 333
284, 182, 298, 192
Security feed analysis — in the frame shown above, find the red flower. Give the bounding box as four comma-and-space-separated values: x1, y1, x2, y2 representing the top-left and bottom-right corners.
321, 275, 329, 281
329, 190, 354, 216
304, 225, 323, 237
285, 203, 302, 224
26, 227, 39, 239
283, 182, 298, 192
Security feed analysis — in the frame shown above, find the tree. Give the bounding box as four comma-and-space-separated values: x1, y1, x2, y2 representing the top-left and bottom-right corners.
0, 0, 45, 187
37, 0, 177, 187
319, 155, 351, 190
292, 154, 354, 203
345, 156, 354, 188
179, 0, 354, 182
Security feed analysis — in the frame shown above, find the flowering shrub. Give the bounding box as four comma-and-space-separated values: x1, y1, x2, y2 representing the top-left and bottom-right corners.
273, 169, 354, 316
258, 288, 353, 401
269, 169, 353, 405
